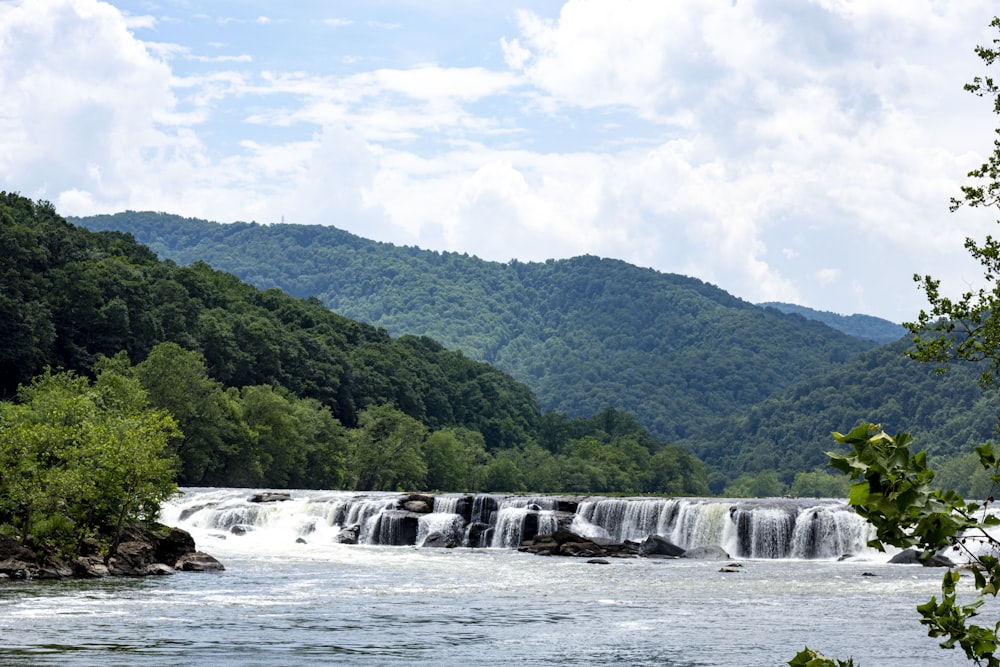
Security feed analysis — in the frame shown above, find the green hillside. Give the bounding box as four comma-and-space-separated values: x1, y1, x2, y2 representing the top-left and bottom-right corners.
4, 193, 706, 495
74, 212, 878, 444
758, 302, 905, 344
695, 338, 997, 493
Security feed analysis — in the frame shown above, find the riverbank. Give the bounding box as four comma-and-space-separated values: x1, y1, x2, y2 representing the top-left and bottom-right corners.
0, 524, 223, 580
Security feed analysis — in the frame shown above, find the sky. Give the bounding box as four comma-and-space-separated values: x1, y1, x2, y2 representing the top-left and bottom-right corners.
2, 0, 1000, 323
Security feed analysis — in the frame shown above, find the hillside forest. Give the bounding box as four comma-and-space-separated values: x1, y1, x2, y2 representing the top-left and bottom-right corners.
75, 211, 1000, 496
0, 192, 710, 515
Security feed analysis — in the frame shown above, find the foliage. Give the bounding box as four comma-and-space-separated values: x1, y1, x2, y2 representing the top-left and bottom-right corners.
760, 302, 904, 344
696, 339, 996, 491
788, 648, 855, 667
75, 211, 876, 444
0, 192, 713, 495
799, 19, 1000, 666
0, 369, 178, 559
803, 424, 1000, 666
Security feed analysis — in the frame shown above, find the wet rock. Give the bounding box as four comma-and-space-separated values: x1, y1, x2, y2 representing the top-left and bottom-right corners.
295, 537, 307, 544
638, 535, 685, 558
587, 558, 610, 565
3, 524, 221, 580
682, 545, 730, 560
719, 566, 742, 573
175, 551, 225, 572
466, 522, 491, 547
421, 532, 458, 548
888, 549, 955, 567
230, 525, 251, 536
249, 492, 291, 503
401, 494, 435, 513
403, 500, 432, 514
335, 524, 360, 545
372, 510, 421, 546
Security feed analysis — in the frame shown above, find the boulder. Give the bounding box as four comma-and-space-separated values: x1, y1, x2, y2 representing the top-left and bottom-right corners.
587, 558, 610, 565
682, 545, 731, 560
638, 535, 685, 558
249, 492, 291, 503
403, 500, 432, 514
0, 524, 219, 579
401, 494, 435, 512
0, 535, 74, 580
421, 531, 458, 548
466, 522, 492, 547
175, 551, 226, 572
335, 524, 360, 545
888, 549, 955, 567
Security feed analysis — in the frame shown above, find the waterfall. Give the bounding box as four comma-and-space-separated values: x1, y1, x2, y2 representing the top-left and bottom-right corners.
163, 489, 877, 559
573, 498, 669, 542
667, 500, 732, 549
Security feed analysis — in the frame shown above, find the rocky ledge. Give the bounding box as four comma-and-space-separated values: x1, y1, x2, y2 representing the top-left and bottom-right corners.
517, 529, 733, 561
0, 524, 224, 581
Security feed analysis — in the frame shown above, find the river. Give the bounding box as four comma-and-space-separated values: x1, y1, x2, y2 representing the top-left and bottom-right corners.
0, 488, 982, 666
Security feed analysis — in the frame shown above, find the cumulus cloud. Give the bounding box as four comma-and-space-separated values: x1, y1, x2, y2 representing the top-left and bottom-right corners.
4, 0, 999, 321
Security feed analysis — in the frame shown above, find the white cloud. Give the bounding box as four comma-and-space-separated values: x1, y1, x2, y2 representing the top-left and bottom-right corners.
4, 0, 999, 322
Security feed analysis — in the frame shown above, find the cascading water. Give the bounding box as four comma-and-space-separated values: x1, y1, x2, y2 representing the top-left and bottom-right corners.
162, 489, 878, 559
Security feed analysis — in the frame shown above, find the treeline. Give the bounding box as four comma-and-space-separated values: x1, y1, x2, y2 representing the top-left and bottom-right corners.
75, 212, 877, 443
757, 302, 905, 344
1, 193, 706, 494
694, 339, 998, 496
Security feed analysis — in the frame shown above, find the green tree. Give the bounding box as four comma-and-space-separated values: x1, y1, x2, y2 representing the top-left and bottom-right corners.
800, 18, 1000, 666
347, 404, 427, 491
0, 369, 178, 560
788, 470, 850, 498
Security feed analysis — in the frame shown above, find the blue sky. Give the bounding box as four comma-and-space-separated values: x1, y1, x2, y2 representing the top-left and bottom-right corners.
2, 0, 999, 323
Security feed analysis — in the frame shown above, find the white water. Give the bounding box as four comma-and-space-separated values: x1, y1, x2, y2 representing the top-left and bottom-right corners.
2, 489, 977, 666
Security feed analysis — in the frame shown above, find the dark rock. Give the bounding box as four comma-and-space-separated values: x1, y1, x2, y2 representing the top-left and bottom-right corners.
587, 558, 610, 565
466, 522, 491, 547
295, 537, 307, 544
682, 545, 731, 560
335, 524, 360, 545
556, 498, 580, 513
526, 503, 542, 512
249, 492, 291, 503
719, 566, 742, 573
421, 531, 458, 548
175, 551, 225, 572
888, 549, 955, 567
372, 511, 420, 546
455, 496, 475, 523
179, 504, 208, 521
521, 511, 540, 543
862, 572, 877, 577
0, 524, 219, 580
230, 525, 250, 536
638, 535, 685, 558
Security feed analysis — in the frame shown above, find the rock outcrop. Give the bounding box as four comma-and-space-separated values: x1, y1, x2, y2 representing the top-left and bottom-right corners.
0, 524, 222, 581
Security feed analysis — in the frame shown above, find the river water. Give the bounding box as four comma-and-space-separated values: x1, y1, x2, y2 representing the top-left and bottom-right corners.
0, 489, 984, 666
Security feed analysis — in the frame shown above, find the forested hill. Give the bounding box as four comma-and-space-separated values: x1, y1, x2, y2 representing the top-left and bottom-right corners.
2, 196, 539, 449
693, 337, 998, 492
76, 211, 877, 442
3, 193, 710, 496
758, 302, 905, 344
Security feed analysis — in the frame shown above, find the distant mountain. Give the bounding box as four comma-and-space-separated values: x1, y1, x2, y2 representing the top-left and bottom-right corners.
758, 302, 906, 344
75, 212, 877, 444
694, 338, 997, 490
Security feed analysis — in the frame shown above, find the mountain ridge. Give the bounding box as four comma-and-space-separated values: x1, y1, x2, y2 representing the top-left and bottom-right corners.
74, 211, 877, 444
